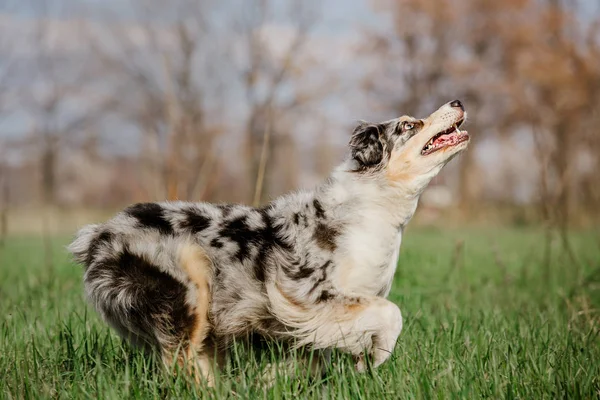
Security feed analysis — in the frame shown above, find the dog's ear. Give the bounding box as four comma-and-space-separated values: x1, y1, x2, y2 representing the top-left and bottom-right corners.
349, 122, 384, 168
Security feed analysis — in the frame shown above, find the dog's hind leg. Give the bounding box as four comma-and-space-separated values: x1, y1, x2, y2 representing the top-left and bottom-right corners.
162, 243, 217, 386
84, 237, 218, 386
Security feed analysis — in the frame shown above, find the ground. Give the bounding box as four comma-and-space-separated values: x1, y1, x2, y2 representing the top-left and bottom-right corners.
1, 228, 599, 399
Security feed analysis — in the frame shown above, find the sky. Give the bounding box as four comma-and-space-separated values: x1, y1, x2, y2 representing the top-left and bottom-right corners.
0, 0, 383, 141
1, 0, 598, 203
0, 0, 380, 28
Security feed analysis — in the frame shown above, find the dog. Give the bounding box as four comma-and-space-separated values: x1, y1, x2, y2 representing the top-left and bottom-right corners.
69, 100, 469, 385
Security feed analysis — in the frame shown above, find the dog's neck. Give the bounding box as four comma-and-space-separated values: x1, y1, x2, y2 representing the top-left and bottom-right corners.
318, 160, 434, 229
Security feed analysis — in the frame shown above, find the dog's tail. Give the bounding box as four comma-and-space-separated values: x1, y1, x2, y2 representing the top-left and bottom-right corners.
68, 224, 102, 267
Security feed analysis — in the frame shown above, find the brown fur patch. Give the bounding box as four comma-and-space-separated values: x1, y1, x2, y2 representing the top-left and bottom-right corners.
169, 243, 216, 385
179, 243, 213, 351
385, 150, 417, 183
330, 296, 368, 323
386, 163, 413, 182
344, 297, 366, 313
313, 223, 339, 251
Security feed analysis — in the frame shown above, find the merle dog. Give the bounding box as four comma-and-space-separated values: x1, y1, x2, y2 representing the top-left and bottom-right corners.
69, 100, 469, 384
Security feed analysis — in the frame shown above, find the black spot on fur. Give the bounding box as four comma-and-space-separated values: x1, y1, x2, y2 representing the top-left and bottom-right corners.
125, 203, 174, 235
293, 212, 308, 227
308, 261, 331, 294
85, 229, 114, 267
86, 248, 196, 349
219, 215, 254, 263
218, 204, 234, 218
285, 260, 314, 280
211, 238, 223, 248
313, 199, 326, 219
215, 207, 293, 283
314, 223, 339, 252
253, 208, 293, 282
179, 208, 210, 234
317, 290, 335, 303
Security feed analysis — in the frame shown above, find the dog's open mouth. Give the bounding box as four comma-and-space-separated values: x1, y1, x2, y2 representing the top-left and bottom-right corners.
421, 119, 469, 156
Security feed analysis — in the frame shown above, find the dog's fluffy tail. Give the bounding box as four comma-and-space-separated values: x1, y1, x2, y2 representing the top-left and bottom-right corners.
68, 224, 101, 266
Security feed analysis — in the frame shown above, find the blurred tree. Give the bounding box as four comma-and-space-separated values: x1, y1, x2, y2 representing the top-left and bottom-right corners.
367, 0, 600, 227
89, 0, 224, 202
236, 0, 322, 204
21, 0, 105, 207
0, 0, 16, 243
0, 0, 597, 231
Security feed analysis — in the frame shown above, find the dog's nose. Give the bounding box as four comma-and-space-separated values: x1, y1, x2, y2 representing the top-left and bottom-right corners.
449, 100, 464, 110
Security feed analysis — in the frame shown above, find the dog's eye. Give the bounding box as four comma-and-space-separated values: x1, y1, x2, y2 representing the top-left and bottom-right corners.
403, 122, 415, 131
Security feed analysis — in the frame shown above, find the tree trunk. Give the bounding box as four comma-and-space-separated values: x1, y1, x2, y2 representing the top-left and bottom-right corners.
41, 137, 57, 206
554, 120, 571, 232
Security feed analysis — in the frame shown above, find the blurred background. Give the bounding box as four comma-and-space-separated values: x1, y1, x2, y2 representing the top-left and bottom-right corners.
0, 0, 599, 237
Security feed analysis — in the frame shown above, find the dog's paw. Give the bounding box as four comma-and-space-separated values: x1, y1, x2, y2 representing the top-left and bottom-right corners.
354, 353, 366, 373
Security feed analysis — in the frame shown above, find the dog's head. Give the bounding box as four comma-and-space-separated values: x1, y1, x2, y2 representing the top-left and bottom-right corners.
349, 100, 469, 192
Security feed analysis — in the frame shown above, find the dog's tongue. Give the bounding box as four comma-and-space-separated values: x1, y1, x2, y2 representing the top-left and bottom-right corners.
433, 128, 467, 147
433, 132, 456, 146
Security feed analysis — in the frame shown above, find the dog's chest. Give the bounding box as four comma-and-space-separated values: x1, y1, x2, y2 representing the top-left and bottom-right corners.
334, 219, 402, 297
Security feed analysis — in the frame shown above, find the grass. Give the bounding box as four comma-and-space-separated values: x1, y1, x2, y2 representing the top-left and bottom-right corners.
1, 228, 599, 399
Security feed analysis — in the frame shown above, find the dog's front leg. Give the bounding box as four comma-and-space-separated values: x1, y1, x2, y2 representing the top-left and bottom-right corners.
298, 296, 402, 371
337, 296, 403, 371
268, 284, 402, 372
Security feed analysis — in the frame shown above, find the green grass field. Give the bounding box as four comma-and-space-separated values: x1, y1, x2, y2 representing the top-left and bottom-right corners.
1, 228, 599, 399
